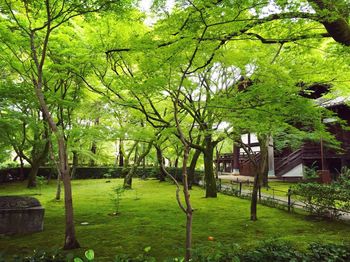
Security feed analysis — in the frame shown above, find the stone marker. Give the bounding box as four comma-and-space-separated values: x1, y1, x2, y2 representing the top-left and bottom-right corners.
0, 196, 45, 235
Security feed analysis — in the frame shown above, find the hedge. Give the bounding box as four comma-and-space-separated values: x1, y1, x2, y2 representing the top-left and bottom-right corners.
0, 166, 204, 185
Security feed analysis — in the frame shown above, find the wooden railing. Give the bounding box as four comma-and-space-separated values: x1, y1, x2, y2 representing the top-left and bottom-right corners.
275, 148, 303, 177
217, 142, 349, 177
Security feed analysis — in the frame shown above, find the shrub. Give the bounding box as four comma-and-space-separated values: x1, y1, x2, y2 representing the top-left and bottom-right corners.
240, 241, 305, 262
191, 242, 240, 262
111, 185, 125, 215
303, 162, 318, 180
12, 242, 350, 262
307, 242, 350, 262
291, 182, 350, 219
22, 249, 68, 262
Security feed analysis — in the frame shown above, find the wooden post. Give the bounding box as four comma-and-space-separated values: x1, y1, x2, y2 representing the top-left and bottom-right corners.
258, 186, 261, 201
233, 144, 240, 174
320, 137, 325, 171
239, 182, 242, 196
288, 188, 291, 212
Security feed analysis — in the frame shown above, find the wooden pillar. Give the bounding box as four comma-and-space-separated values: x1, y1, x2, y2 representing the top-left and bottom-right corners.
233, 143, 240, 175
268, 136, 275, 177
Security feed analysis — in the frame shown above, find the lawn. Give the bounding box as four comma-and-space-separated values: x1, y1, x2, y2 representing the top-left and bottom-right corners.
1, 178, 350, 261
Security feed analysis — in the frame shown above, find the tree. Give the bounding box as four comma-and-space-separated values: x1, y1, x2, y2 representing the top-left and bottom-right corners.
0, 0, 122, 250
0, 78, 49, 187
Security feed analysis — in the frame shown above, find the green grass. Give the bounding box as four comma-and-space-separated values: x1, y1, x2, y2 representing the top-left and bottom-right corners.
1, 179, 350, 261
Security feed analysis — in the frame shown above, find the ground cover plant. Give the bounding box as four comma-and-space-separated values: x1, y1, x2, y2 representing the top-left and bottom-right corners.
1, 179, 350, 261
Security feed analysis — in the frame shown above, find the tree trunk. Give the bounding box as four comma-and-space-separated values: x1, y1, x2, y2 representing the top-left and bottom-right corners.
34, 87, 80, 250
19, 156, 25, 180
56, 174, 61, 201
89, 117, 99, 166
119, 139, 124, 167
174, 157, 179, 168
60, 159, 80, 249
233, 144, 240, 173
250, 135, 269, 221
123, 165, 135, 189
123, 141, 153, 189
27, 161, 40, 188
89, 142, 97, 166
188, 149, 201, 189
203, 136, 217, 198
182, 145, 193, 262
123, 145, 139, 189
250, 172, 259, 221
155, 145, 166, 182
70, 151, 78, 179
262, 159, 269, 187
308, 0, 350, 46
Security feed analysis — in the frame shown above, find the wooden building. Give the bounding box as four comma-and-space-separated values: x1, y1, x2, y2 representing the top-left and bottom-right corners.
217, 97, 350, 180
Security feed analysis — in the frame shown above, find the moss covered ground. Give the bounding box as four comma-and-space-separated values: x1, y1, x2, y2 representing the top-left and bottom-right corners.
1, 179, 350, 261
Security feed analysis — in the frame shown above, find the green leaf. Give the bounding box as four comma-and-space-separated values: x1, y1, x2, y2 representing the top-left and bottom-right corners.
85, 249, 95, 260
144, 246, 151, 253
73, 258, 84, 262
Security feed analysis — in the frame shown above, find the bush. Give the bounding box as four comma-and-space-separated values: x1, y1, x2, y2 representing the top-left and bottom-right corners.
240, 241, 305, 262
307, 242, 350, 262
22, 249, 68, 262
13, 241, 350, 261
191, 242, 240, 262
292, 182, 350, 219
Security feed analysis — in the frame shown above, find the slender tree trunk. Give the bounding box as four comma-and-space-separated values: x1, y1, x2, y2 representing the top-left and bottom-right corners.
19, 156, 25, 180
27, 161, 40, 188
27, 135, 49, 188
123, 141, 153, 189
60, 158, 79, 249
203, 136, 217, 198
188, 149, 201, 189
123, 165, 135, 189
89, 117, 99, 166
56, 174, 61, 201
250, 172, 259, 221
174, 157, 179, 168
123, 145, 139, 189
119, 139, 124, 167
70, 151, 78, 179
34, 88, 80, 249
89, 142, 97, 166
155, 145, 166, 182
182, 145, 193, 262
250, 135, 269, 221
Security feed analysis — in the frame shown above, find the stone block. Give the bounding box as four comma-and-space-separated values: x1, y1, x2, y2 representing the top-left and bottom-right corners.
0, 196, 44, 235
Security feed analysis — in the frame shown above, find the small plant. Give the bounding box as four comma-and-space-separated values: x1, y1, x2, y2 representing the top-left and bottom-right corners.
74, 249, 95, 262
111, 185, 125, 215
22, 249, 67, 261
36, 176, 46, 195
303, 161, 318, 179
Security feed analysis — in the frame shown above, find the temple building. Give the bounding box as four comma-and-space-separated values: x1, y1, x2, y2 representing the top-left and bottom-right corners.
217, 89, 350, 181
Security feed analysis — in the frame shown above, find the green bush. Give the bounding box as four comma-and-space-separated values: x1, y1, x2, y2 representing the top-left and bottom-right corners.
22, 249, 68, 262
307, 242, 350, 262
240, 241, 305, 262
13, 242, 350, 262
292, 179, 350, 219
191, 242, 240, 262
